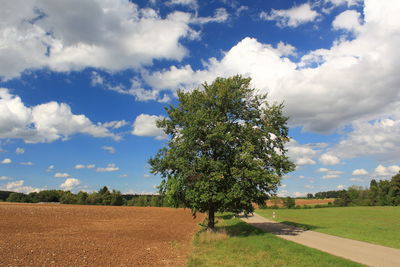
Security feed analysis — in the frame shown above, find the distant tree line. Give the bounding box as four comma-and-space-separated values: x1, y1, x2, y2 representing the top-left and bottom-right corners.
308, 172, 400, 207
1, 186, 172, 207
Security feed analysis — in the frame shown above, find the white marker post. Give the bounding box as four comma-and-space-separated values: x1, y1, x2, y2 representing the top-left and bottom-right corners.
272, 211, 276, 219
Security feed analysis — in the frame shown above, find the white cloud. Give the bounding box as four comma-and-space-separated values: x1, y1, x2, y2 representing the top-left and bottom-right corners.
1, 158, 12, 164
90, 71, 104, 86
316, 167, 343, 179
296, 158, 317, 166
46, 165, 54, 172
60, 178, 80, 191
319, 153, 341, 165
20, 162, 33, 166
166, 0, 198, 9
328, 118, 400, 162
316, 167, 330, 173
119, 174, 128, 177
276, 41, 297, 57
191, 8, 229, 24
96, 163, 119, 172
293, 192, 306, 197
102, 120, 128, 129
0, 88, 118, 143
132, 114, 168, 140
287, 140, 318, 166
102, 146, 116, 154
260, 3, 319, 28
350, 177, 364, 182
0, 176, 12, 181
325, 0, 362, 7
15, 147, 25, 154
337, 184, 346, 190
139, 1, 400, 137
374, 164, 400, 177
352, 168, 368, 176
74, 164, 86, 169
75, 164, 96, 169
0, 0, 199, 79
332, 10, 362, 33
322, 174, 340, 179
54, 172, 70, 178
0, 180, 40, 193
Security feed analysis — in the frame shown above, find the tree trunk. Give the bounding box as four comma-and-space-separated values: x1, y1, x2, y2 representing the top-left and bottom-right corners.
207, 207, 215, 231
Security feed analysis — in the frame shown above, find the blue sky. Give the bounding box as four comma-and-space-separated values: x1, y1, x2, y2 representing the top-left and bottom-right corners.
1, 0, 399, 196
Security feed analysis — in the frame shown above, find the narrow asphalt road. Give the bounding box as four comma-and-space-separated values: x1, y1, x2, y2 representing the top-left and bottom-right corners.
240, 213, 400, 267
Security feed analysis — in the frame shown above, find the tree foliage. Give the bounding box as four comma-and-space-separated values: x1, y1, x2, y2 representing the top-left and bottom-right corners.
312, 172, 400, 207
149, 75, 295, 229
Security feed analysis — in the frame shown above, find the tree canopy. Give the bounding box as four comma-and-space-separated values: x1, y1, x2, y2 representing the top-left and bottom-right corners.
149, 75, 295, 229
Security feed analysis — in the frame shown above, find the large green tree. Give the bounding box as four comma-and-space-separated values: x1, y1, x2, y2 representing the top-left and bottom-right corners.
149, 75, 295, 230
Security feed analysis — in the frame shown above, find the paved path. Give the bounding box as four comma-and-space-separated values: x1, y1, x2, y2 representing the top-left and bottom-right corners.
240, 213, 400, 267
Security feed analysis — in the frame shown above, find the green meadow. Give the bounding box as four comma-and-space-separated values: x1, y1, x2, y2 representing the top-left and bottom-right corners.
188, 214, 362, 267
256, 206, 400, 249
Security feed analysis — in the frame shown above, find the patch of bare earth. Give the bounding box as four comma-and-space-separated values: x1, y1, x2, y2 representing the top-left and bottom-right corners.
0, 203, 204, 266
253, 198, 335, 208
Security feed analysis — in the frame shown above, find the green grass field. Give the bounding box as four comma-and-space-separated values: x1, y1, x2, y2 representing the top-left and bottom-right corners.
256, 206, 400, 249
188, 214, 363, 267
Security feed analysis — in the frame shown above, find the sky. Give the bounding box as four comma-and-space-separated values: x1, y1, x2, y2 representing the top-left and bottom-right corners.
0, 0, 400, 197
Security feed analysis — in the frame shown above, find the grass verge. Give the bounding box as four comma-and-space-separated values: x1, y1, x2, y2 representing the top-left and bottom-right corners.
188, 214, 363, 267
256, 206, 400, 249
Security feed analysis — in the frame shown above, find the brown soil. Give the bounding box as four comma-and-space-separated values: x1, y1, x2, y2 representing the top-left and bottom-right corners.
0, 203, 204, 267
294, 199, 334, 206
253, 198, 334, 208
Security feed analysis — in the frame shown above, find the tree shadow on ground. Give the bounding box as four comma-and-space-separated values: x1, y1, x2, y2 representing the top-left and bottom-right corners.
215, 213, 320, 237
280, 221, 319, 231
215, 214, 267, 237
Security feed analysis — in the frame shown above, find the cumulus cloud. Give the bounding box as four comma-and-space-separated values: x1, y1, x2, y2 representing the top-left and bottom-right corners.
139, 0, 400, 137
319, 153, 341, 165
260, 3, 319, 28
0, 176, 12, 181
1, 158, 12, 164
316, 167, 343, 179
374, 164, 400, 177
191, 8, 229, 24
132, 114, 168, 140
337, 184, 346, 190
54, 172, 70, 178
352, 168, 368, 176
0, 0, 202, 80
74, 164, 95, 169
96, 163, 119, 172
15, 147, 25, 154
286, 139, 320, 166
102, 146, 116, 154
0, 88, 118, 143
332, 10, 362, 33
60, 178, 80, 191
166, 0, 198, 9
102, 120, 128, 129
325, 0, 362, 7
322, 174, 341, 179
46, 165, 54, 172
90, 72, 172, 103
0, 180, 40, 193
328, 118, 400, 162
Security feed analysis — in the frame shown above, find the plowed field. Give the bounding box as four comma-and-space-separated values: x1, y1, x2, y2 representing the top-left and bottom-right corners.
0, 203, 204, 266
